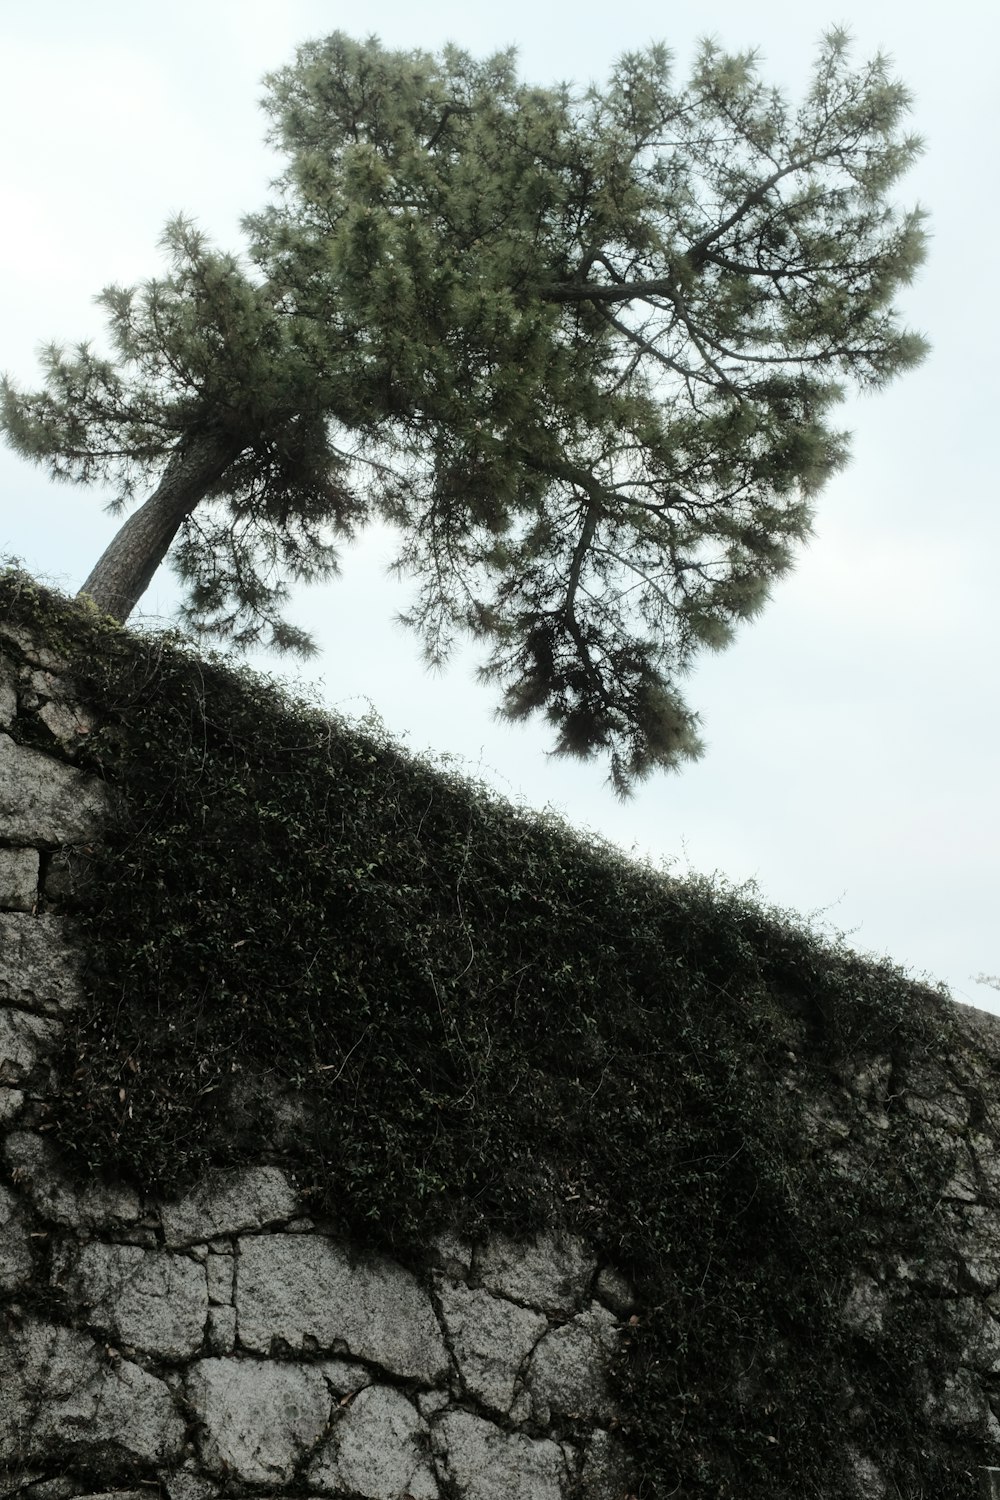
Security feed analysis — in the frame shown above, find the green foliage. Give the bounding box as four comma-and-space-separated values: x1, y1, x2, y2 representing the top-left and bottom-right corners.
2, 572, 986, 1498
2, 30, 927, 790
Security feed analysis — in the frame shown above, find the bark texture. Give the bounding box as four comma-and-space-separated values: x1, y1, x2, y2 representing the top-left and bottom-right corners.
78, 434, 239, 623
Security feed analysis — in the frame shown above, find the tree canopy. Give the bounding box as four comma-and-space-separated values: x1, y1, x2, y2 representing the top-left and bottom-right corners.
0, 29, 927, 791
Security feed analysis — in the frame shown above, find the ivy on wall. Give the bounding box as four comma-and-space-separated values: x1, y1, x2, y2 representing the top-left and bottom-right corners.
0, 568, 984, 1498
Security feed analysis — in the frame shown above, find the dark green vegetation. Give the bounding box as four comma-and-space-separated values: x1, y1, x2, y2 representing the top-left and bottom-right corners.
2, 31, 927, 791
3, 573, 987, 1498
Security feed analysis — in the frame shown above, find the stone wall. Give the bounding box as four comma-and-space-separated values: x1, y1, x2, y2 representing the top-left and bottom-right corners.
4, 614, 1000, 1498
0, 622, 632, 1500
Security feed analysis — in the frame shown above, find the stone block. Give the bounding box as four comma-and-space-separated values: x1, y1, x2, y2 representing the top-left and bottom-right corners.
956, 1207, 1000, 1292
161, 1165, 299, 1246
0, 1180, 32, 1291
923, 1366, 988, 1432
0, 1006, 61, 1083
53, 1240, 208, 1360
0, 672, 15, 728
433, 1409, 570, 1500
578, 1428, 631, 1500
525, 1305, 618, 1424
308, 1384, 439, 1498
16, 666, 97, 752
72, 1493, 150, 1500
236, 1233, 449, 1383
437, 1280, 546, 1413
205, 1305, 236, 1355
970, 1132, 1000, 1200
37, 693, 98, 755
0, 912, 83, 1013
0, 1086, 24, 1122
186, 1357, 332, 1485
0, 623, 68, 671
162, 1461, 220, 1500
943, 1297, 1000, 1373
844, 1445, 888, 1500
206, 1249, 235, 1304
0, 1319, 184, 1465
430, 1228, 474, 1276
5, 1130, 141, 1228
475, 1230, 596, 1313
594, 1265, 637, 1316
892, 1248, 959, 1293
0, 848, 38, 910
0, 732, 109, 844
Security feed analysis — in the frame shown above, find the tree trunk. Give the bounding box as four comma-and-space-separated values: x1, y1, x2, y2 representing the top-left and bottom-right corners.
78, 433, 239, 623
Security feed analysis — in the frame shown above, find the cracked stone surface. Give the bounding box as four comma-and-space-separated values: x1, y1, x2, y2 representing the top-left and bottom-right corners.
237, 1233, 449, 1382
437, 1279, 546, 1413
0, 1319, 184, 1465
308, 1384, 439, 1498
53, 1240, 208, 1360
187, 1357, 332, 1484
434, 1409, 570, 1500
0, 732, 109, 845
476, 1229, 596, 1313
161, 1166, 299, 1246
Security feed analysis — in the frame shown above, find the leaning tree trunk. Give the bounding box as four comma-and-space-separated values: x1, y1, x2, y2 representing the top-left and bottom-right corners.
78, 432, 240, 623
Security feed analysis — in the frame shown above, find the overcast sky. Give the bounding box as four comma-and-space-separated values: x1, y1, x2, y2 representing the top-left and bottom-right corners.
1, 0, 997, 1013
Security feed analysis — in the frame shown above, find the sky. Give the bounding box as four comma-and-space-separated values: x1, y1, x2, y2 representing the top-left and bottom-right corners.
0, 0, 997, 1013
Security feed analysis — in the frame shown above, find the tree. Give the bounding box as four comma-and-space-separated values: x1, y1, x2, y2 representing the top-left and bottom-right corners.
0, 30, 927, 792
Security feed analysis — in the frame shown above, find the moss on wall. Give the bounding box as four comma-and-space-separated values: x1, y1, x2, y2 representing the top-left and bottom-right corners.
1, 567, 990, 1498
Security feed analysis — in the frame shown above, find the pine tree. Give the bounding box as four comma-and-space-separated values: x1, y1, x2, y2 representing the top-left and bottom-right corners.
1, 30, 927, 791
